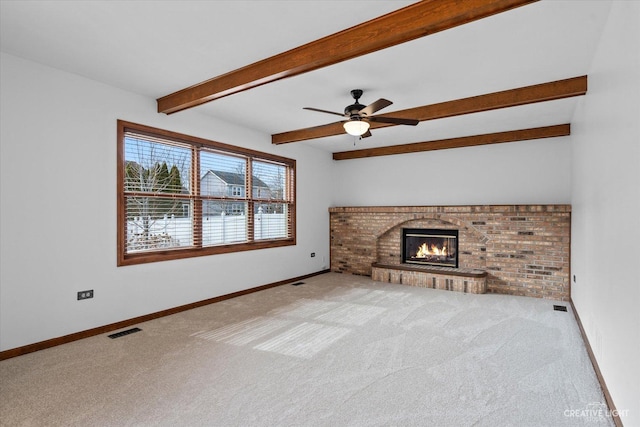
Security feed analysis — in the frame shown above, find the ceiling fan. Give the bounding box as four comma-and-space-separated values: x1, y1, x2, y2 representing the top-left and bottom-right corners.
304, 89, 419, 138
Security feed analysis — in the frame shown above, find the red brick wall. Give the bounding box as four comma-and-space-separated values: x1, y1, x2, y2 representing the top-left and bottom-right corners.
330, 205, 571, 300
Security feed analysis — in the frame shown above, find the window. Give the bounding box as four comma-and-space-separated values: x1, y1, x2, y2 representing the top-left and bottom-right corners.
117, 120, 296, 266
231, 186, 243, 197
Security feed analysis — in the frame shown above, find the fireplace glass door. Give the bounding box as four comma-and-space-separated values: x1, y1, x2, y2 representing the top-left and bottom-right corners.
402, 228, 458, 268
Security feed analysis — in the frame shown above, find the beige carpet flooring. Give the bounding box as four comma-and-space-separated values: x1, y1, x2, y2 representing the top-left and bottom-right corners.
0, 273, 613, 426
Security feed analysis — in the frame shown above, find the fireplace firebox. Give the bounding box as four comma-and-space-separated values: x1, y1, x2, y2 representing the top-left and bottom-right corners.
402, 228, 458, 268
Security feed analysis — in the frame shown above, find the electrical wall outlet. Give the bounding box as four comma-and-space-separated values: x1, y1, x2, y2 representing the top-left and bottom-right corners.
77, 290, 94, 300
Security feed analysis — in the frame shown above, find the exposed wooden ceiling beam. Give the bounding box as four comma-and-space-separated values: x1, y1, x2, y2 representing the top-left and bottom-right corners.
332, 124, 570, 160
272, 76, 586, 144
157, 0, 537, 114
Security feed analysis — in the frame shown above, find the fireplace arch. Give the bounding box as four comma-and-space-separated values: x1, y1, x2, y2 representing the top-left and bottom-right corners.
375, 216, 488, 271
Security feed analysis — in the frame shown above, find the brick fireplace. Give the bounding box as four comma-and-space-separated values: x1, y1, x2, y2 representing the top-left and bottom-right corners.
329, 205, 571, 300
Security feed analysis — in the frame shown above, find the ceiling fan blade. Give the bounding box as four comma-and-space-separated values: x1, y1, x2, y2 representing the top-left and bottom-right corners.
360, 130, 373, 138
359, 98, 392, 117
369, 116, 419, 126
303, 107, 345, 117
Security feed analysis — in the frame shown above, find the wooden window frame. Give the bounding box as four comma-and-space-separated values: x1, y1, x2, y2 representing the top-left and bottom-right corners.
117, 120, 296, 266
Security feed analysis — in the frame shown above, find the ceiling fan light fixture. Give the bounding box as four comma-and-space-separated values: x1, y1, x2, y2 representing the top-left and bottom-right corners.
343, 119, 370, 136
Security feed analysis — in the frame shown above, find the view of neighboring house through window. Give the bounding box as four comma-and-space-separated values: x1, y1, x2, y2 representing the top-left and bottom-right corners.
117, 120, 296, 266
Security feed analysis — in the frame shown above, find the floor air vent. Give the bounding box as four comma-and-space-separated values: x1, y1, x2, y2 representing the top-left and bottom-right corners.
553, 305, 568, 312
108, 327, 142, 339
291, 281, 305, 286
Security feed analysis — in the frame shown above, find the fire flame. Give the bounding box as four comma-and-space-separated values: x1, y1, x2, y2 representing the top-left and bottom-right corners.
415, 243, 447, 258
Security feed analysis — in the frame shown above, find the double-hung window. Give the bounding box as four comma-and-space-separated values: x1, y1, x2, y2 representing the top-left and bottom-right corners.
117, 120, 296, 266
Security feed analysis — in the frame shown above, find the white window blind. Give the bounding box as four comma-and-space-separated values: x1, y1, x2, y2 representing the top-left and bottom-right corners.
124, 135, 193, 252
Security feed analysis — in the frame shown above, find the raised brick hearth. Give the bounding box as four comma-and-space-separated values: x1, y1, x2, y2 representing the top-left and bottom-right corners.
329, 205, 571, 300
371, 263, 488, 294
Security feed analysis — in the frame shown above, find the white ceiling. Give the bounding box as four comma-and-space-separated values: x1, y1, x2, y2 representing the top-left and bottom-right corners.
0, 0, 612, 153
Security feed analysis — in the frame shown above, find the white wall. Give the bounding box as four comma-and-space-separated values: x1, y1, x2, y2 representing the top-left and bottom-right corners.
331, 132, 571, 207
0, 53, 333, 351
570, 2, 640, 425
